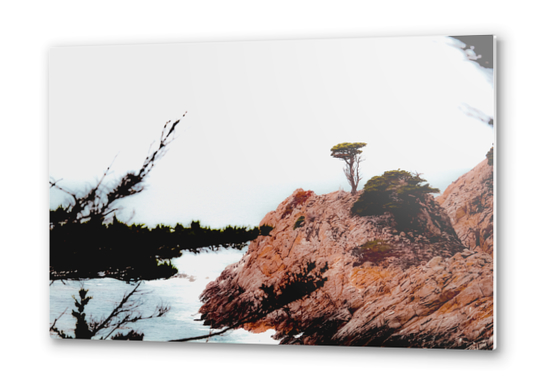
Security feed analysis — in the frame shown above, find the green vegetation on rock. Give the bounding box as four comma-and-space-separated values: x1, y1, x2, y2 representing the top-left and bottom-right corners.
351, 170, 439, 228
294, 216, 305, 229
352, 239, 393, 265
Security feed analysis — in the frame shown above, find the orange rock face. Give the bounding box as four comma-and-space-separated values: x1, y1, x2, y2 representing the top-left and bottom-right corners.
199, 182, 494, 349
436, 159, 494, 255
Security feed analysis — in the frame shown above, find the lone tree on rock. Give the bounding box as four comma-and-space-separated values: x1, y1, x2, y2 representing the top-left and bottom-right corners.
330, 142, 367, 194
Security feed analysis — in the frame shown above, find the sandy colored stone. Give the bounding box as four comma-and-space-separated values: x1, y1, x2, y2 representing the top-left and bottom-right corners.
436, 159, 494, 255
199, 184, 493, 349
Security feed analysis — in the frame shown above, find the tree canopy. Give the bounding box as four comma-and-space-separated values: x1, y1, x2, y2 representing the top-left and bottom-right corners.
330, 142, 367, 159
351, 170, 439, 228
330, 142, 367, 194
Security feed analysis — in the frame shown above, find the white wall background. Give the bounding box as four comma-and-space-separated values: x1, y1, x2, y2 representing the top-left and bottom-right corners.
0, 1, 537, 382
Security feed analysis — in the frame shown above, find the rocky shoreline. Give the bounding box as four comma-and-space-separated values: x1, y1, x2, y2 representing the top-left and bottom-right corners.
198, 160, 494, 349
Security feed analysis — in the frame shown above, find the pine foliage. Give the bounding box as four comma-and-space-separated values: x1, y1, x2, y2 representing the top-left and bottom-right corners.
330, 142, 367, 194
351, 170, 439, 227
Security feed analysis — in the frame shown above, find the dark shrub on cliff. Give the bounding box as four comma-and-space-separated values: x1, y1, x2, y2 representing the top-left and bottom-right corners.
351, 170, 439, 228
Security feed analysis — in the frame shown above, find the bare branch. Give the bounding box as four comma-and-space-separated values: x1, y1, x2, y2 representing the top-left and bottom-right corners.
51, 282, 171, 340
89, 282, 142, 336
49, 178, 64, 189
49, 308, 72, 339
50, 117, 186, 228
169, 327, 233, 342
84, 282, 171, 340
49, 307, 68, 330
49, 178, 77, 200
95, 153, 118, 191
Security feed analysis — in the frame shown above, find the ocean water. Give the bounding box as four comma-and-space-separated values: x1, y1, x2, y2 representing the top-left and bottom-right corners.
49, 249, 278, 344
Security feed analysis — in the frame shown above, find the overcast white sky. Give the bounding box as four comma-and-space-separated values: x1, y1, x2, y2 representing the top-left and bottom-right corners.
49, 35, 494, 228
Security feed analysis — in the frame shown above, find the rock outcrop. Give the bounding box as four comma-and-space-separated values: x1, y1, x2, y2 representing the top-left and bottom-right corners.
436, 159, 494, 255
199, 186, 494, 349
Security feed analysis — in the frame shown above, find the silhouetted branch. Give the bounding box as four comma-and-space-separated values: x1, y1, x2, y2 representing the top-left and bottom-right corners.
49, 113, 271, 282
50, 116, 186, 228
50, 307, 71, 339
169, 327, 233, 342
50, 283, 170, 340
176, 261, 329, 342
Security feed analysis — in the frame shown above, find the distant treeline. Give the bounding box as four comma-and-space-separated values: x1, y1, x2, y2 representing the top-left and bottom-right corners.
50, 216, 273, 281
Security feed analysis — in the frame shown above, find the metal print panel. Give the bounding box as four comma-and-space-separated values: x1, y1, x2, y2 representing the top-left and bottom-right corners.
49, 35, 495, 348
